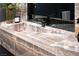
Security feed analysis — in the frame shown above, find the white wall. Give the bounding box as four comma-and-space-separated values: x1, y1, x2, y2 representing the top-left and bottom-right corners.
75, 3, 79, 20
16, 3, 27, 21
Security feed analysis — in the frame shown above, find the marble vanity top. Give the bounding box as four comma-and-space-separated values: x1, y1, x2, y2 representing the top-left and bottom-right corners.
0, 21, 78, 55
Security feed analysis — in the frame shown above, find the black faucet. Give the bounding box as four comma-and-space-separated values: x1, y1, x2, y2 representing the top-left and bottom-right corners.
41, 18, 47, 27
41, 16, 50, 27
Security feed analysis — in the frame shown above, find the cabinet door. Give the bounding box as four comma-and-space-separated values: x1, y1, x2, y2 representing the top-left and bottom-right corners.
15, 43, 35, 56
0, 30, 16, 55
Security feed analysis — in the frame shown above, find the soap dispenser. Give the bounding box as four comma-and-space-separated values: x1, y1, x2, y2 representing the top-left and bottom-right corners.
14, 16, 20, 23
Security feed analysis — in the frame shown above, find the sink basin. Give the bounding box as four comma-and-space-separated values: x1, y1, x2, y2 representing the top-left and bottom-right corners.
0, 22, 26, 32
0, 23, 14, 30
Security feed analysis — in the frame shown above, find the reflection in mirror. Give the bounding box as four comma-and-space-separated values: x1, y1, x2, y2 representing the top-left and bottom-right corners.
27, 3, 75, 32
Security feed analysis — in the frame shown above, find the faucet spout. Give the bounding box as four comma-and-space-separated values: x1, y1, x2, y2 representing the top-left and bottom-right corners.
41, 18, 46, 27
41, 16, 50, 27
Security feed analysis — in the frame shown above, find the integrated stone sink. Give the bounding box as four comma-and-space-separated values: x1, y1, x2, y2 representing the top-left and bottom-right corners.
0, 22, 25, 32
0, 22, 14, 30
0, 21, 79, 56
0, 22, 77, 44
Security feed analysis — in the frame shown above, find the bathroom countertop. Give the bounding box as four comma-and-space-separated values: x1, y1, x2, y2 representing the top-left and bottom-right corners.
0, 22, 79, 56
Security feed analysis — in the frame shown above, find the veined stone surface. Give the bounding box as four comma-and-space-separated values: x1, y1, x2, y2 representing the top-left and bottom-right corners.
0, 21, 78, 56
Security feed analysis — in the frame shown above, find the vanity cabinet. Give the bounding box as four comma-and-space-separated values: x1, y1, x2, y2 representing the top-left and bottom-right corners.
0, 29, 55, 56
